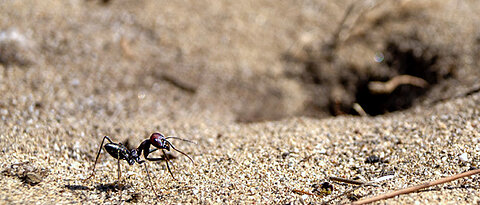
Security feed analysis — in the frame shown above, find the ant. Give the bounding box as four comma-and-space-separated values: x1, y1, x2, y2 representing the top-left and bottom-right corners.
83, 133, 195, 197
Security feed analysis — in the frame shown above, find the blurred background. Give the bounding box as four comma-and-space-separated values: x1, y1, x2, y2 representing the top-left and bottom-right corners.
1, 0, 479, 127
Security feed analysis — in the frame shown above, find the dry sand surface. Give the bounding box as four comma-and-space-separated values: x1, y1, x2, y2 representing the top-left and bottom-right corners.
1, 0, 479, 204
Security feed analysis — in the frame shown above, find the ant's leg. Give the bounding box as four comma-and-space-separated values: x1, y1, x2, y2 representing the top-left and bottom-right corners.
138, 159, 160, 198
117, 153, 123, 200
143, 163, 159, 198
162, 150, 175, 180
117, 149, 122, 182
83, 136, 114, 182
145, 151, 175, 180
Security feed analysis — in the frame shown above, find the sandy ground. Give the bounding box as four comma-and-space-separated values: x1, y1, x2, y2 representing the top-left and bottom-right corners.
0, 0, 479, 204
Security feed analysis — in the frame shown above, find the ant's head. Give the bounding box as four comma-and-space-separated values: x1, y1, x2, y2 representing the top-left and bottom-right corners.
150, 133, 170, 151
149, 132, 196, 165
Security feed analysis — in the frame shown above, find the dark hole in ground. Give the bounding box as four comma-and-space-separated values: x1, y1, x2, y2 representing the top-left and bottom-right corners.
279, 33, 456, 121
353, 40, 451, 116
354, 82, 426, 116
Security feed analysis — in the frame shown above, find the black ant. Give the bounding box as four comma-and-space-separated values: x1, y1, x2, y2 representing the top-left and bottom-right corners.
83, 133, 195, 197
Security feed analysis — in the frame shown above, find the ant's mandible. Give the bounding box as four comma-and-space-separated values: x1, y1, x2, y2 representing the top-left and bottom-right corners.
83, 133, 195, 196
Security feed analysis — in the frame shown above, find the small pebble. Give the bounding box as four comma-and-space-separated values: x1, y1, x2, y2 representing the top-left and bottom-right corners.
459, 153, 468, 162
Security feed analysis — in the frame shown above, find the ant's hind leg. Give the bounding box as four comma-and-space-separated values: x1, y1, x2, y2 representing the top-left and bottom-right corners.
143, 163, 159, 197
117, 151, 122, 182
117, 155, 124, 200
83, 136, 114, 182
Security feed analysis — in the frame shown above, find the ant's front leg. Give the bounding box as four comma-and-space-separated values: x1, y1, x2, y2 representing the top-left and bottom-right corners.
145, 150, 176, 180
83, 136, 114, 182
138, 140, 175, 179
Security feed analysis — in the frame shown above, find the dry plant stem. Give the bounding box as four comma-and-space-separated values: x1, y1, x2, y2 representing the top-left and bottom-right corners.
293, 189, 321, 197
368, 75, 428, 94
352, 103, 368, 117
352, 169, 480, 205
340, 0, 387, 45
329, 3, 355, 50
160, 73, 197, 93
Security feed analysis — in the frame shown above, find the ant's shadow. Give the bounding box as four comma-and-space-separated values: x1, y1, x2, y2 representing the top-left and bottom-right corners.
64, 184, 91, 191
64, 183, 132, 193
95, 183, 132, 192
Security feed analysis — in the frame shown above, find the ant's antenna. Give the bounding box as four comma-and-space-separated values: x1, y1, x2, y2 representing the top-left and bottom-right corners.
165, 136, 197, 145
166, 141, 195, 164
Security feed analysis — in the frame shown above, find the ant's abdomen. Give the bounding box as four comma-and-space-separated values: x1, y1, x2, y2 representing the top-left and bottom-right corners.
104, 143, 129, 160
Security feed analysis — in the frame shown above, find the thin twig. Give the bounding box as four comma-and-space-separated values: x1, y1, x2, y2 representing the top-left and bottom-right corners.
326, 175, 395, 204
341, 0, 387, 45
293, 189, 322, 197
352, 169, 480, 205
368, 75, 428, 94
160, 73, 197, 94
353, 103, 368, 117
328, 3, 356, 51
329, 176, 365, 185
